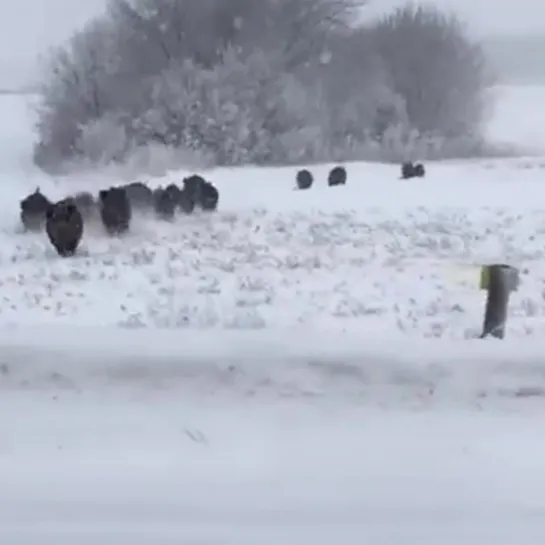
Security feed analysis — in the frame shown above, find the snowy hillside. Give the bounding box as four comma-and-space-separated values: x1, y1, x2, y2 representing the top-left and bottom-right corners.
3, 85, 545, 544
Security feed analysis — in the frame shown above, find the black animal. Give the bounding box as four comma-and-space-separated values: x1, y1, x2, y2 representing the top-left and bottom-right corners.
199, 181, 219, 211
182, 174, 206, 205
45, 198, 84, 257
20, 187, 51, 231
401, 162, 413, 179
401, 162, 426, 179
328, 166, 347, 186
182, 175, 219, 211
413, 163, 425, 177
178, 187, 196, 214
98, 186, 131, 235
296, 169, 313, 190
72, 191, 96, 220
153, 185, 179, 220
165, 183, 183, 203
123, 181, 154, 210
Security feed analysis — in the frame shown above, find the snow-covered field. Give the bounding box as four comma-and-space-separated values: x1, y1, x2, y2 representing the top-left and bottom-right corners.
3, 85, 545, 543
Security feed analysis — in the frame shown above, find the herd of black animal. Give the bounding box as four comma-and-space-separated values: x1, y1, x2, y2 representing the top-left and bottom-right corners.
18, 174, 219, 258
295, 161, 425, 190
18, 161, 424, 259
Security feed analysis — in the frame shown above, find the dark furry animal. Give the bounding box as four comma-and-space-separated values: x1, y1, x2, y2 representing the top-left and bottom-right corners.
183, 174, 206, 193
182, 174, 206, 205
296, 169, 313, 190
199, 181, 219, 211
153, 186, 178, 220
123, 181, 153, 210
163, 183, 200, 215
328, 166, 347, 186
45, 198, 84, 257
401, 162, 426, 179
72, 191, 96, 220
182, 175, 218, 211
165, 183, 182, 203
413, 163, 425, 177
401, 162, 413, 179
178, 187, 196, 214
20, 187, 51, 231
98, 186, 131, 235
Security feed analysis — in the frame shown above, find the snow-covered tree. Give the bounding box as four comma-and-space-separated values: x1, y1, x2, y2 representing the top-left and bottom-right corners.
33, 17, 120, 170
33, 0, 493, 173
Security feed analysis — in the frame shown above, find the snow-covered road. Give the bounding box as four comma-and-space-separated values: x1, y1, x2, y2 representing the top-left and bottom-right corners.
2, 392, 545, 544
1, 328, 545, 544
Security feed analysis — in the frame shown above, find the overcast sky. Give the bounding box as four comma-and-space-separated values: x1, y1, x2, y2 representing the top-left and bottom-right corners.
0, 0, 543, 86
0, 0, 106, 85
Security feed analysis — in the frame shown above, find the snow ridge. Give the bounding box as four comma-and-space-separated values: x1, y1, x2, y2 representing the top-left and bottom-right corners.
1, 328, 545, 407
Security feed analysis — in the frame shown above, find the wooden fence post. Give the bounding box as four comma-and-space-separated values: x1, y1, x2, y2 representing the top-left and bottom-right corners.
479, 264, 519, 339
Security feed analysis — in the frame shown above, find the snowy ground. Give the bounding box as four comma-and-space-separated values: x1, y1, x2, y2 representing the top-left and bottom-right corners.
2, 85, 545, 543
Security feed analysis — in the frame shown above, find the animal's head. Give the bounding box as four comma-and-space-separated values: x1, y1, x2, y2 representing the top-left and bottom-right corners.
60, 197, 78, 215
